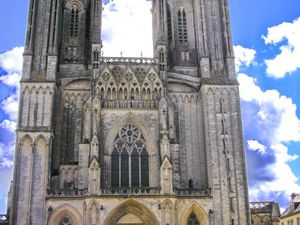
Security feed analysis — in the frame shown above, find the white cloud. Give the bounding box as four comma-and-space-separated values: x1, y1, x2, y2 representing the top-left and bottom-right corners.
0, 72, 21, 87
238, 73, 300, 143
0, 47, 23, 74
247, 140, 267, 155
0, 120, 16, 133
102, 0, 153, 57
249, 144, 300, 201
0, 143, 14, 168
263, 17, 300, 78
238, 73, 300, 204
0, 47, 23, 121
0, 94, 19, 121
234, 45, 256, 72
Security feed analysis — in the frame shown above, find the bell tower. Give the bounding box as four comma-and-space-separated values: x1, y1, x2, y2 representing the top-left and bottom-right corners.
9, 0, 251, 224
153, 0, 235, 79
10, 0, 102, 224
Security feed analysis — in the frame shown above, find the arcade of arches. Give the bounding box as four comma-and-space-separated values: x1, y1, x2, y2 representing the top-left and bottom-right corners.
48, 200, 208, 225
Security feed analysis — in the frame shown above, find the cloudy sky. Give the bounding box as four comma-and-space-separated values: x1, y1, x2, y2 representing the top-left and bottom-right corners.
0, 0, 300, 214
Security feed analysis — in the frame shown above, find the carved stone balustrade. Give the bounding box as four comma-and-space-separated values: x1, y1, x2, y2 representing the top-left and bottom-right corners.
46, 187, 212, 198
173, 188, 212, 197
101, 100, 159, 109
47, 189, 88, 198
100, 187, 162, 196
100, 57, 158, 65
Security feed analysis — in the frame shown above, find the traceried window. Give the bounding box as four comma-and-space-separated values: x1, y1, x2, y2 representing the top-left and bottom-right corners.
178, 8, 188, 43
187, 213, 200, 225
59, 216, 73, 225
111, 124, 149, 188
70, 6, 79, 38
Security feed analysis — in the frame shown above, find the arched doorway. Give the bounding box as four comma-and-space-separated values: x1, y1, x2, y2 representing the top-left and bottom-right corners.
103, 200, 159, 225
47, 204, 83, 225
180, 202, 209, 225
117, 213, 144, 225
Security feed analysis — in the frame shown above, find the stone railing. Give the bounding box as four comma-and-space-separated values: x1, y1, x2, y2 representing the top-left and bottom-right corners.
100, 57, 158, 65
173, 188, 212, 197
0, 215, 8, 225
47, 187, 212, 198
100, 187, 161, 196
47, 189, 88, 198
101, 100, 159, 109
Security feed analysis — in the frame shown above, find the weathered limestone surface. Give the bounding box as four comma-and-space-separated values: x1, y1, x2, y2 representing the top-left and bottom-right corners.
9, 0, 251, 224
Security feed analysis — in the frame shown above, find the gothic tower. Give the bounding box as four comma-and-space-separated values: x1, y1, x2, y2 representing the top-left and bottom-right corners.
9, 0, 251, 224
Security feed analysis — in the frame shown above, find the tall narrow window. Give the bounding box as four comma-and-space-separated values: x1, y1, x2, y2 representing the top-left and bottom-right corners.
167, 4, 172, 42
70, 6, 79, 38
141, 148, 149, 187
111, 148, 119, 187
111, 124, 149, 187
178, 8, 188, 43
131, 148, 139, 187
121, 148, 129, 187
187, 213, 200, 225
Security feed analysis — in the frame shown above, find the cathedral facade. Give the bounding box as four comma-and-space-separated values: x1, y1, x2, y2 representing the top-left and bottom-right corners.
9, 0, 251, 224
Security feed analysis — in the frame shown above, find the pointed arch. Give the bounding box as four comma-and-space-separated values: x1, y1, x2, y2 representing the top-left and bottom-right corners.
19, 134, 33, 145
104, 113, 158, 187
102, 200, 159, 225
48, 203, 83, 225
87, 200, 100, 225
179, 202, 209, 225
31, 135, 48, 224
15, 134, 33, 224
34, 134, 48, 147
65, 0, 84, 10
104, 113, 157, 155
162, 199, 174, 225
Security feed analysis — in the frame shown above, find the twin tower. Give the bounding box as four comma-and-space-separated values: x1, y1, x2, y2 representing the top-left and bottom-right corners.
9, 0, 251, 225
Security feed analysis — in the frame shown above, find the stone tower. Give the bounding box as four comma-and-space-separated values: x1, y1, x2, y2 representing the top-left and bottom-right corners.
9, 0, 251, 224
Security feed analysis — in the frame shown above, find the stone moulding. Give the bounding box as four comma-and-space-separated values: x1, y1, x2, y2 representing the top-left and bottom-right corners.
46, 187, 212, 198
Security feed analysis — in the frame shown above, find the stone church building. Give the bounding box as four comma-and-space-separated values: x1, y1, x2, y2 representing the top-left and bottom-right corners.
8, 0, 251, 224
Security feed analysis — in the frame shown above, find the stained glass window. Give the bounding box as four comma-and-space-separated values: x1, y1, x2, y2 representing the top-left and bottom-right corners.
59, 216, 73, 225
141, 148, 149, 187
111, 148, 119, 187
121, 148, 129, 187
187, 213, 200, 225
131, 148, 139, 187
111, 124, 149, 187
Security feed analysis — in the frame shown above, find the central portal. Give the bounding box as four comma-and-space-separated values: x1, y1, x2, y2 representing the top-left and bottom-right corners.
117, 213, 145, 225
103, 200, 160, 225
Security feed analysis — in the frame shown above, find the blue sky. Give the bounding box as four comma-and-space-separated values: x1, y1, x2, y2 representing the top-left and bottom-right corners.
0, 0, 300, 214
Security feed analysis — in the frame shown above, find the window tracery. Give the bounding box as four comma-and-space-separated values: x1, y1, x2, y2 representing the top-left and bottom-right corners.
187, 213, 200, 225
59, 216, 73, 225
111, 124, 149, 188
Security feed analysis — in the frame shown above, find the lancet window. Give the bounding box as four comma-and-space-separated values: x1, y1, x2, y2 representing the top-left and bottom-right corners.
167, 4, 173, 42
187, 213, 200, 225
178, 8, 188, 43
111, 124, 149, 188
70, 5, 79, 38
59, 216, 73, 225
